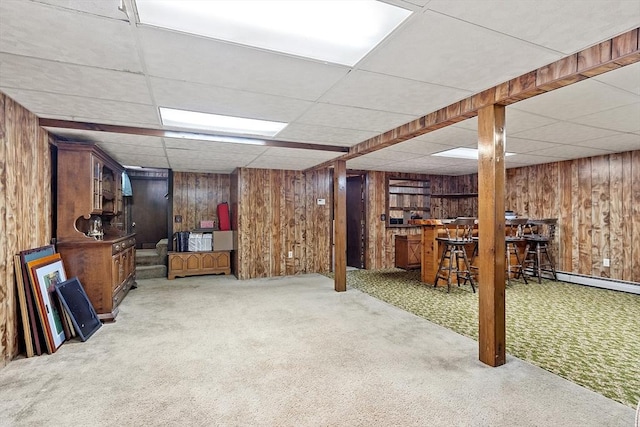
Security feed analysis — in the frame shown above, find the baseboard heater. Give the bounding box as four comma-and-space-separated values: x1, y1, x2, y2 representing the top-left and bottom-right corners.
555, 271, 640, 295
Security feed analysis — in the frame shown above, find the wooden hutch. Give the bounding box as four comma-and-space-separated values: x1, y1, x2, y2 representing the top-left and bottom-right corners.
55, 142, 136, 321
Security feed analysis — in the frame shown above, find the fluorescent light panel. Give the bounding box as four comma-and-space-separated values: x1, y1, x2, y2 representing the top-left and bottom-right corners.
160, 107, 287, 137
134, 0, 412, 66
432, 147, 515, 159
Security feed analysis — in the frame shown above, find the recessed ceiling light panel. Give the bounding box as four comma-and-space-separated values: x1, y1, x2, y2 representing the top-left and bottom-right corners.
160, 107, 287, 137
135, 0, 412, 66
433, 147, 515, 159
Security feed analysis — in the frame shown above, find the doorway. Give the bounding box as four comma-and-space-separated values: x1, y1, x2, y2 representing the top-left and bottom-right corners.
127, 169, 169, 249
346, 175, 365, 269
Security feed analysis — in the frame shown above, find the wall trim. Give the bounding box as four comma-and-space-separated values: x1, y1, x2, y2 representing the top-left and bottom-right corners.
556, 272, 640, 295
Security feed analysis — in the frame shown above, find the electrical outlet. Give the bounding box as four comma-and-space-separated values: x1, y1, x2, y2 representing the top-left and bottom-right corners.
288, 251, 293, 259
603, 258, 610, 267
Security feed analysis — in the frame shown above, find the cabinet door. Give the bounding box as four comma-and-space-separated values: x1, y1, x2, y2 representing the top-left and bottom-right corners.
215, 252, 230, 269
91, 154, 103, 213
112, 253, 123, 291
201, 252, 217, 269
169, 254, 187, 274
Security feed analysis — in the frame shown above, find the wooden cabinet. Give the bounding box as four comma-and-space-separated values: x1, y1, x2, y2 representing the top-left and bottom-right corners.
395, 234, 422, 270
55, 142, 135, 321
168, 251, 231, 279
57, 236, 136, 321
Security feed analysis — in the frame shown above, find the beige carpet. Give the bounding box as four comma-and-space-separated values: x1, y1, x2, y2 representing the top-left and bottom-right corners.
0, 274, 634, 426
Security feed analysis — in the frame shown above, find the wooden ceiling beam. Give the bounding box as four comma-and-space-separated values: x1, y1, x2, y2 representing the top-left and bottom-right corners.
307, 27, 640, 171
39, 118, 350, 153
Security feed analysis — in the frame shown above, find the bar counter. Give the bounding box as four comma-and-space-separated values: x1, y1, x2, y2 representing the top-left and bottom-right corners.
409, 219, 477, 285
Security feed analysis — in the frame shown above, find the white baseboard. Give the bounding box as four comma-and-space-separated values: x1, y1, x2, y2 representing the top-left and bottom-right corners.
556, 272, 640, 295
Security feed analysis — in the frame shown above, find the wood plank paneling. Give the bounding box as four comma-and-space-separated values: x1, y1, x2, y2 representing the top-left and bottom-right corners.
233, 168, 331, 280
505, 150, 639, 282
172, 172, 230, 232
591, 156, 610, 277
632, 151, 640, 283
0, 93, 52, 365
578, 158, 593, 275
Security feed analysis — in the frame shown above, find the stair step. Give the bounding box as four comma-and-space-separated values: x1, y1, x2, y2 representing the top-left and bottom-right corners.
136, 264, 167, 280
136, 249, 163, 266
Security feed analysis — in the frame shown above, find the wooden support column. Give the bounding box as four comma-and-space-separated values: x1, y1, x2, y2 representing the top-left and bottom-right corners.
333, 160, 347, 292
477, 104, 506, 367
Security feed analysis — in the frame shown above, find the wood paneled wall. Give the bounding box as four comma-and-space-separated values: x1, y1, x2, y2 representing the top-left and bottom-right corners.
172, 172, 230, 232
506, 151, 640, 282
0, 93, 52, 366
234, 168, 332, 280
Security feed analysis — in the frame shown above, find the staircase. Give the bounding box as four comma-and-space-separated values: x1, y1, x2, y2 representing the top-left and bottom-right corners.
135, 239, 168, 279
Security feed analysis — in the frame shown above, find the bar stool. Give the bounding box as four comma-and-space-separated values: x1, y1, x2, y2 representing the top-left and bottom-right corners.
434, 217, 476, 293
523, 218, 558, 283
505, 218, 529, 285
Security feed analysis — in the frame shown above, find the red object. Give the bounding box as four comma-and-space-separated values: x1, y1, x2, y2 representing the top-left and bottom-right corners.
217, 202, 230, 231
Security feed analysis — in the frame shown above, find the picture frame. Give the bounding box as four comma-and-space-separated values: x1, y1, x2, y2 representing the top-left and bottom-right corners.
19, 245, 56, 356
28, 256, 67, 352
55, 277, 102, 342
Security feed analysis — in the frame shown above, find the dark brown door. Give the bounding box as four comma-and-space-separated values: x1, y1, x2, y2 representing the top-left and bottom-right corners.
346, 175, 365, 268
130, 176, 168, 249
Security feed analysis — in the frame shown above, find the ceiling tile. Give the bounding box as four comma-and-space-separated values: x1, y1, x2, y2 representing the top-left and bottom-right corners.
163, 138, 270, 155
150, 77, 314, 123
529, 144, 614, 159
410, 126, 479, 147
511, 122, 618, 144
426, 0, 640, 54
296, 103, 416, 133
505, 138, 561, 154
507, 153, 582, 165
247, 155, 323, 170
0, 0, 141, 71
568, 132, 640, 152
138, 26, 349, 101
593, 62, 640, 95
570, 103, 640, 133
115, 154, 169, 169
31, 0, 126, 20
319, 70, 471, 115
260, 147, 342, 161
97, 142, 166, 157
0, 54, 151, 104
388, 139, 457, 155
2, 88, 159, 126
512, 79, 639, 121
359, 10, 561, 91
276, 123, 376, 146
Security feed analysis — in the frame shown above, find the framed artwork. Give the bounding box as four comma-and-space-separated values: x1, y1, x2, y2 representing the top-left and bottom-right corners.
55, 277, 102, 341
19, 245, 56, 356
28, 256, 67, 352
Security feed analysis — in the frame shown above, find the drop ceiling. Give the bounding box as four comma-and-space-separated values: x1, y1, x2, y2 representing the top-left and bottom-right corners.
0, 0, 638, 174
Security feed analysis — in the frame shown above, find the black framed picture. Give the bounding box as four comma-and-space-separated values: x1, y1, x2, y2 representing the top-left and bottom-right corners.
54, 277, 102, 341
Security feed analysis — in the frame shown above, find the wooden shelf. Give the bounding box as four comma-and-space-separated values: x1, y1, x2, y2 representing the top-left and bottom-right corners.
431, 193, 478, 198
389, 206, 430, 211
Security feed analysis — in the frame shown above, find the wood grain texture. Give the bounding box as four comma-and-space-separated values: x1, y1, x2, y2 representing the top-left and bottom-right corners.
591, 156, 610, 277
172, 173, 230, 232
0, 93, 52, 365
333, 161, 347, 292
505, 150, 639, 282
477, 104, 506, 367
632, 151, 640, 282
233, 168, 331, 280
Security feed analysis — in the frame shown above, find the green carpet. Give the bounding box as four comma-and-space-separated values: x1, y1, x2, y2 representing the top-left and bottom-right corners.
329, 268, 640, 408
